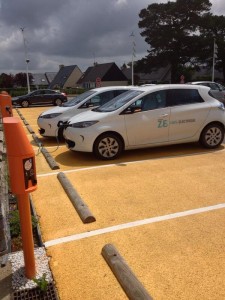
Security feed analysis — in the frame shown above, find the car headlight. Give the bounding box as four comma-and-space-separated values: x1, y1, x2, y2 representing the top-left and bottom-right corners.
70, 121, 99, 128
39, 113, 62, 119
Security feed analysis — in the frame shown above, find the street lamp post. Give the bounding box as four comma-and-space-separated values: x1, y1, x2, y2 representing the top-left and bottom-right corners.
20, 28, 30, 93
130, 32, 136, 86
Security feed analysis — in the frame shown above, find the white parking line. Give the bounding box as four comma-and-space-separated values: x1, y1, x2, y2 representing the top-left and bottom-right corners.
44, 203, 225, 248
37, 148, 223, 178
37, 163, 124, 177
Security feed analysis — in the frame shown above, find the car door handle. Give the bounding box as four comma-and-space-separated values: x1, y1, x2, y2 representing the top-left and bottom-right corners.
160, 114, 169, 117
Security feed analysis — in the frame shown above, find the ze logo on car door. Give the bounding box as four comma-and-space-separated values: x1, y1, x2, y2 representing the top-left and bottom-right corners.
158, 119, 168, 128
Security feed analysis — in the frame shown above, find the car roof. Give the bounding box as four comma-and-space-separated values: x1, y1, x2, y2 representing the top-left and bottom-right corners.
132, 84, 210, 92
187, 81, 216, 84
31, 89, 58, 92
90, 86, 134, 92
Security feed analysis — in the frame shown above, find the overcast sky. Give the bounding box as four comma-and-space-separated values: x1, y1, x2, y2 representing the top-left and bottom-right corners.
0, 0, 225, 74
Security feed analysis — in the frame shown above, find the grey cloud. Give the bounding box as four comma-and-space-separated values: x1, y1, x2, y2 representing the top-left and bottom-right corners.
0, 0, 225, 73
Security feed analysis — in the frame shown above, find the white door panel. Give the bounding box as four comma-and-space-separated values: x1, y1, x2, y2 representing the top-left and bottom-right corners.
169, 103, 210, 141
124, 108, 170, 146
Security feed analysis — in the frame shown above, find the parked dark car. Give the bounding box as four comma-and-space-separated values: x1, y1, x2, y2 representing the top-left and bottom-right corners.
12, 89, 68, 108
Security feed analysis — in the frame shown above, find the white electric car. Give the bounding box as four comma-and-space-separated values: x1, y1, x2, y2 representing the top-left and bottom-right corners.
64, 84, 225, 160
37, 86, 132, 140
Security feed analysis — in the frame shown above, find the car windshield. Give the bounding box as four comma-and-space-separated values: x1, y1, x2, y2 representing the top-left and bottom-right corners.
63, 90, 96, 107
94, 90, 143, 112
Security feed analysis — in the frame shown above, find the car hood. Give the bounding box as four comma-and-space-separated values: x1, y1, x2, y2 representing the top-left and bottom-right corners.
12, 96, 25, 101
40, 106, 72, 116
68, 109, 109, 124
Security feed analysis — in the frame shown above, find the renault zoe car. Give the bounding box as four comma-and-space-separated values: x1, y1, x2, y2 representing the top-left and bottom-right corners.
64, 84, 225, 160
37, 86, 132, 140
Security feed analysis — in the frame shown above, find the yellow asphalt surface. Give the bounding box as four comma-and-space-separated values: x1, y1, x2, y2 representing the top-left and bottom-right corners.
13, 107, 225, 299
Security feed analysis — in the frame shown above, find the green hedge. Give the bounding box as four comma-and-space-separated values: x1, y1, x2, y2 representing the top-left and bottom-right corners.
62, 87, 87, 95
0, 88, 32, 97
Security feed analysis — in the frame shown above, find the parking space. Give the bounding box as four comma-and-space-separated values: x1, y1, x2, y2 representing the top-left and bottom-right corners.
13, 107, 225, 299
47, 209, 225, 300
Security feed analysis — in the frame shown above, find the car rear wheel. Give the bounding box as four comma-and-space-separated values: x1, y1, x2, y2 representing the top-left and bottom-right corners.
200, 123, 224, 148
54, 98, 62, 106
21, 100, 29, 108
93, 133, 123, 160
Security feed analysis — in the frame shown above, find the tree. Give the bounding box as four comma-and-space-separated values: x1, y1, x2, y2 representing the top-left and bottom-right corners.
0, 73, 14, 88
137, 0, 212, 83
13, 72, 33, 88
13, 73, 27, 87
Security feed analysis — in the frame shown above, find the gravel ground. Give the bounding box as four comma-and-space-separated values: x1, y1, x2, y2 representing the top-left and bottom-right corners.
9, 247, 53, 291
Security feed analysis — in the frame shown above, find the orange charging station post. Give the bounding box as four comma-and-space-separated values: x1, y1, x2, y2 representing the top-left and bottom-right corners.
0, 91, 13, 118
3, 116, 37, 279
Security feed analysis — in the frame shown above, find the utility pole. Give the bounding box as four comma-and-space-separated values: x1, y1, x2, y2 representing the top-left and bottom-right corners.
130, 32, 136, 86
20, 28, 30, 93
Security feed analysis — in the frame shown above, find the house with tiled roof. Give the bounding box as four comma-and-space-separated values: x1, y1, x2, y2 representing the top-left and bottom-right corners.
45, 72, 57, 84
30, 72, 57, 89
48, 65, 83, 89
122, 65, 171, 84
77, 62, 128, 88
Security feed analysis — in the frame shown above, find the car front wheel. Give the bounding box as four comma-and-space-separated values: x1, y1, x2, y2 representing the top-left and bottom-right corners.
21, 100, 29, 108
93, 133, 123, 160
54, 98, 62, 106
200, 123, 224, 148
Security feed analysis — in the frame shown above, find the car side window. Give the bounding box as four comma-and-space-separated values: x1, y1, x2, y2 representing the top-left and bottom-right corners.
167, 89, 204, 106
33, 91, 41, 96
87, 91, 116, 106
141, 90, 167, 111
89, 95, 100, 105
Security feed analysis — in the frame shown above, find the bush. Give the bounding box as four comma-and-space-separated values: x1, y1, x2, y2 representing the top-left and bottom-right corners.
63, 87, 86, 95
9, 210, 38, 237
